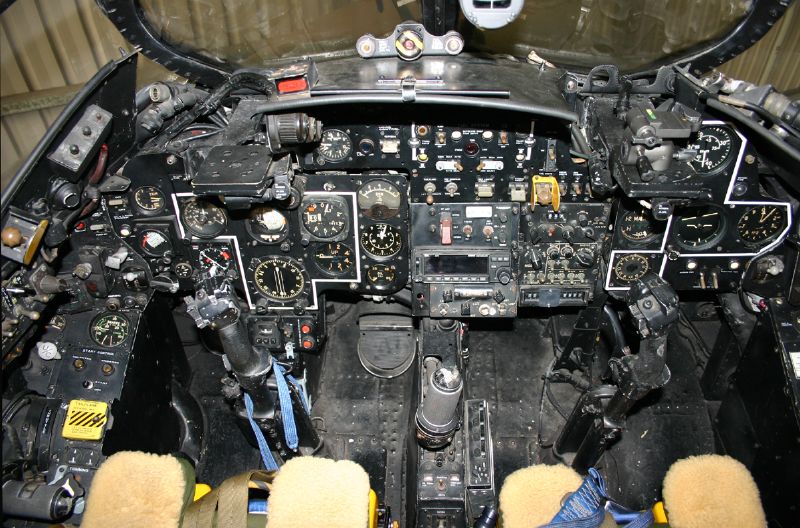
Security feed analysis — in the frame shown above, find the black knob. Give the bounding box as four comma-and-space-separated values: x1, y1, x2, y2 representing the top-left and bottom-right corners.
497, 268, 512, 285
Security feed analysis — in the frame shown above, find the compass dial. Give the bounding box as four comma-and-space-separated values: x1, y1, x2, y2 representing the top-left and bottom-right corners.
302, 199, 348, 239
358, 180, 402, 220
737, 205, 786, 245
181, 199, 227, 238
361, 223, 402, 259
675, 206, 726, 250
688, 126, 734, 174
613, 254, 650, 284
314, 242, 355, 276
251, 257, 305, 301
317, 129, 352, 162
90, 313, 130, 347
132, 186, 166, 215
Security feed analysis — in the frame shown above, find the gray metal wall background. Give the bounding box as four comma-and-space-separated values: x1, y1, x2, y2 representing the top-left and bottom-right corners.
1, 0, 799, 189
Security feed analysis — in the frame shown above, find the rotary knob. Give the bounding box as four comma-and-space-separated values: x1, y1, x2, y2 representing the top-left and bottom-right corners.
575, 247, 595, 267
497, 268, 512, 285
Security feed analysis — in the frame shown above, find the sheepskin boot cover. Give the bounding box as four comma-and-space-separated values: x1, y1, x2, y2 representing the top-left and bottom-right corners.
500, 464, 584, 528
266, 456, 370, 528
82, 451, 193, 528
662, 454, 767, 528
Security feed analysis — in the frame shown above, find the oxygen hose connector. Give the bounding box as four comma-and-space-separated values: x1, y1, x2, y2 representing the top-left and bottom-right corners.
415, 358, 464, 449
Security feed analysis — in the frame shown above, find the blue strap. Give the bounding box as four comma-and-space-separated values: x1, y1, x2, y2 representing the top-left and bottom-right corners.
243, 392, 279, 471
286, 374, 310, 412
248, 499, 268, 514
543, 468, 654, 528
273, 363, 298, 450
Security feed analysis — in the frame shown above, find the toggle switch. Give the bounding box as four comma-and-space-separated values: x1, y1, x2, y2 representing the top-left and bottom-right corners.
440, 213, 453, 245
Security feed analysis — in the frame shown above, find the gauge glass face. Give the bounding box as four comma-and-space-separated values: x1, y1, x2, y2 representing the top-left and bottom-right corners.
181, 199, 227, 238
688, 126, 734, 174
737, 205, 786, 245
302, 200, 348, 239
314, 242, 355, 276
138, 229, 172, 257
132, 186, 166, 214
358, 180, 402, 220
91, 313, 130, 347
174, 261, 194, 279
366, 264, 396, 289
48, 315, 66, 331
619, 209, 666, 243
674, 206, 726, 250
252, 257, 305, 301
614, 254, 650, 283
361, 223, 402, 259
246, 206, 288, 244
317, 129, 352, 162
198, 245, 234, 277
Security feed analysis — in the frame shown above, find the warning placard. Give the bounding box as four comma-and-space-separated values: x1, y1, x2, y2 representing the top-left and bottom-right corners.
62, 400, 108, 441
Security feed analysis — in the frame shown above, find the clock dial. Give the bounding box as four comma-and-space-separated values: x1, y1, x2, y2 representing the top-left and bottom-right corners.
317, 129, 352, 162
737, 205, 786, 245
361, 223, 402, 259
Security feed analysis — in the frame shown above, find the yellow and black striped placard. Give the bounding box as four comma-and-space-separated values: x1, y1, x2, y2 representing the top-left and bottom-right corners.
62, 400, 108, 441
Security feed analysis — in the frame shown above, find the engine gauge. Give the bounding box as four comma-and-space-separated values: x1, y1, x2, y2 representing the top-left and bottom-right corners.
132, 186, 166, 215
302, 199, 348, 239
613, 254, 650, 284
138, 228, 172, 257
674, 206, 726, 250
317, 129, 352, 162
688, 126, 734, 174
198, 245, 235, 277
619, 208, 666, 243
358, 180, 402, 220
180, 199, 227, 238
737, 205, 786, 245
366, 264, 396, 289
246, 206, 288, 244
251, 257, 306, 301
91, 312, 130, 347
361, 223, 402, 259
314, 242, 355, 276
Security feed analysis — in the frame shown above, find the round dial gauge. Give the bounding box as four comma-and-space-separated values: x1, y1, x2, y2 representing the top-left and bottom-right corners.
132, 186, 166, 215
246, 206, 288, 244
138, 229, 172, 257
198, 245, 234, 277
366, 264, 396, 289
302, 199, 348, 239
181, 199, 227, 238
614, 254, 650, 284
358, 180, 402, 220
314, 242, 355, 276
688, 126, 734, 174
317, 129, 352, 162
251, 257, 305, 301
91, 313, 130, 347
174, 261, 194, 279
619, 209, 666, 243
675, 206, 726, 250
361, 223, 402, 259
737, 205, 786, 245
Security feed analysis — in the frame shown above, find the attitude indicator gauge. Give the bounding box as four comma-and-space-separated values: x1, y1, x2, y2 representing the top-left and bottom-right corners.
90, 313, 130, 348
180, 199, 227, 238
246, 207, 288, 244
317, 129, 352, 162
361, 223, 402, 259
358, 180, 402, 219
675, 206, 726, 250
688, 126, 734, 174
251, 257, 306, 302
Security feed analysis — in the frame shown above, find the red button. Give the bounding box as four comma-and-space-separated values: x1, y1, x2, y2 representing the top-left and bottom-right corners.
302, 339, 314, 349
277, 77, 308, 94
300, 324, 312, 334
